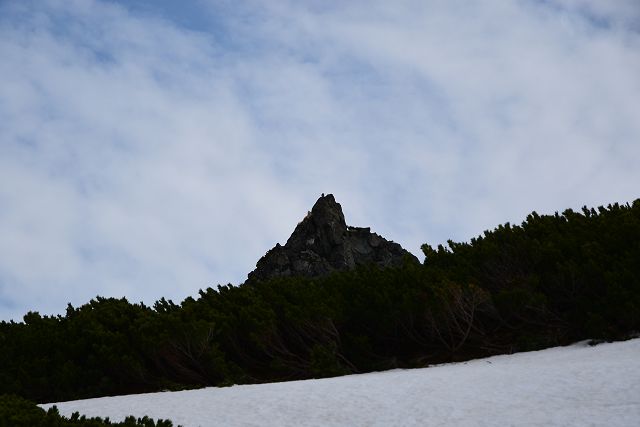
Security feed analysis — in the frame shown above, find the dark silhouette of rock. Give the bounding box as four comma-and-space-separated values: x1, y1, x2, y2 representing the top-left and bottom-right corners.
246, 194, 418, 282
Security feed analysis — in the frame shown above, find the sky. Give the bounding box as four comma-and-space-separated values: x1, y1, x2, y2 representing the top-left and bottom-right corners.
1, 0, 639, 321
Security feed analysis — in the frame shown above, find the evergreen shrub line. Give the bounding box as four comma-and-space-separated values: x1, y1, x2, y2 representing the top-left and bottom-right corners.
1, 201, 638, 404
0, 394, 177, 427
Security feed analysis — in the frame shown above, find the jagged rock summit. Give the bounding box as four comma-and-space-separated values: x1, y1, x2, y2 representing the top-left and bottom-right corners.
247, 194, 418, 282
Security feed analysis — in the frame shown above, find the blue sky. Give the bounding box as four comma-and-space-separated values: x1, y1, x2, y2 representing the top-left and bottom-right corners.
1, 0, 639, 321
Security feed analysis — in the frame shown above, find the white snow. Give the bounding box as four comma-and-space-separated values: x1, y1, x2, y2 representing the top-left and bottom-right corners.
41, 338, 640, 427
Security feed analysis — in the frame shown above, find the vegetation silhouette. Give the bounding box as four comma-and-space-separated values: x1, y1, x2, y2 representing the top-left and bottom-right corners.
1, 200, 638, 407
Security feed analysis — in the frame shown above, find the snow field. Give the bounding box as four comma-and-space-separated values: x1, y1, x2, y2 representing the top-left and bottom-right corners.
42, 338, 640, 426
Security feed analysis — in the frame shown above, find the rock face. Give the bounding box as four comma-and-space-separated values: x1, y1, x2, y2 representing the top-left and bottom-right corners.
246, 194, 418, 282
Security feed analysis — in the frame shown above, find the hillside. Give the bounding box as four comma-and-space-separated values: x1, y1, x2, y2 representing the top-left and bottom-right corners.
41, 338, 640, 427
1, 198, 639, 404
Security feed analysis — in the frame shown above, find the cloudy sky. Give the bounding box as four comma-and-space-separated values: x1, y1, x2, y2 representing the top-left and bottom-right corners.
1, 0, 639, 321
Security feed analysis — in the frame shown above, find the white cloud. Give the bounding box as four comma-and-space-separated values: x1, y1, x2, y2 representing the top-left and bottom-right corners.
0, 0, 302, 320
1, 0, 639, 320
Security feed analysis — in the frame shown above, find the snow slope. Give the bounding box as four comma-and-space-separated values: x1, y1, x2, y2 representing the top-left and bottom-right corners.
42, 338, 640, 426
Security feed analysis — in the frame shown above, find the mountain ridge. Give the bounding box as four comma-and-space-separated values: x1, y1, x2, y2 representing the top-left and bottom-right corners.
246, 194, 418, 282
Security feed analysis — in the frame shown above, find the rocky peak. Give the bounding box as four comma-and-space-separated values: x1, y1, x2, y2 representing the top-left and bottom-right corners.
246, 194, 418, 283
285, 194, 347, 251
